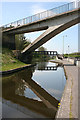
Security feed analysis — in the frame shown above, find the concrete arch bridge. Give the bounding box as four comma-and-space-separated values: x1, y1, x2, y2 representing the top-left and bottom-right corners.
1, 1, 80, 62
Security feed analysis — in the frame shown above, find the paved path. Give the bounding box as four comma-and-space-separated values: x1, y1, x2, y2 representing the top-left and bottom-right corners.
56, 59, 78, 118
0, 102, 2, 120
78, 67, 80, 119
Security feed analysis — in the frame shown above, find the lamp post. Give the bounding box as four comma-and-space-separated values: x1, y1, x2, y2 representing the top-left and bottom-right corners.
63, 35, 67, 57
68, 45, 69, 61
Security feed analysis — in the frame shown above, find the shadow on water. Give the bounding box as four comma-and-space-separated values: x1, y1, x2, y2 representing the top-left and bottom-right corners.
2, 62, 66, 118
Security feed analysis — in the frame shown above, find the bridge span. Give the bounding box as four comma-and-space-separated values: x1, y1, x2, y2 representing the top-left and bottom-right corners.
32, 51, 57, 56
1, 1, 80, 57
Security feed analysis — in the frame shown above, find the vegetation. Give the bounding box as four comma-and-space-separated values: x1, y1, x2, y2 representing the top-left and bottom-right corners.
38, 46, 47, 51
32, 46, 50, 62
2, 48, 27, 71
64, 52, 80, 58
1, 34, 32, 71
15, 34, 31, 50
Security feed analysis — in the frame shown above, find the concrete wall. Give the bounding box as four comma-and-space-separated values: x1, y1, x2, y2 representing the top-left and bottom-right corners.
76, 61, 80, 67
67, 58, 80, 67
69, 58, 74, 64
2, 34, 15, 50
67, 58, 75, 64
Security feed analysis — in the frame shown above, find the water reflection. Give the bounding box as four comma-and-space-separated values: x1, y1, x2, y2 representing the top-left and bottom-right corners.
35, 62, 60, 71
33, 62, 66, 100
2, 62, 66, 118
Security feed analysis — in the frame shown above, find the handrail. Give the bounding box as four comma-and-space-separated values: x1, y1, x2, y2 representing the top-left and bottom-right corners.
2, 0, 80, 31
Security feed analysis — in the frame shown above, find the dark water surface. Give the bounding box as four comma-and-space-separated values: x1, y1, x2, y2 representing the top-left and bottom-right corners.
2, 61, 66, 118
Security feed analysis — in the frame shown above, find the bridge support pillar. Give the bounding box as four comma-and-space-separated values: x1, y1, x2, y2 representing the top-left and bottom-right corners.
2, 33, 15, 49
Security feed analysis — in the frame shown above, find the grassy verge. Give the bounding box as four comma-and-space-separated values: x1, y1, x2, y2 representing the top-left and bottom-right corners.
69, 77, 73, 118
2, 62, 28, 71
1, 48, 28, 71
64, 53, 80, 58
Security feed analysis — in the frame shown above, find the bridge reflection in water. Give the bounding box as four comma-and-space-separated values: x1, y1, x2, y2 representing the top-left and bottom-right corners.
36, 61, 60, 71
38, 66, 57, 71
2, 62, 66, 118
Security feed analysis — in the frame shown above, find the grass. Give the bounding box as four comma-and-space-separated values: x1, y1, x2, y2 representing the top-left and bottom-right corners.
1, 48, 28, 71
69, 78, 73, 119
64, 53, 80, 58
2, 62, 28, 71
69, 95, 73, 118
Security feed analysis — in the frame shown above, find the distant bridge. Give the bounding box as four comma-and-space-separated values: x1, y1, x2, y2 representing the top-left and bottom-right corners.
1, 1, 80, 61
32, 51, 58, 56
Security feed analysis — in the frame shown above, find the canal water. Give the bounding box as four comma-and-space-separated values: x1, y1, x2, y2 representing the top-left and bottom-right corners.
2, 61, 66, 118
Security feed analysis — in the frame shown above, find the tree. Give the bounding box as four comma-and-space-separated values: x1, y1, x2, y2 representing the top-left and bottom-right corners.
37, 46, 49, 61
15, 34, 31, 50
38, 46, 47, 51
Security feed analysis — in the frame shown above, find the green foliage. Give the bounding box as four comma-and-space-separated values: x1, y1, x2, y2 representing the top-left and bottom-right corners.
32, 46, 50, 62
2, 62, 27, 71
38, 46, 47, 51
15, 34, 31, 50
2, 48, 15, 64
64, 52, 80, 58
2, 48, 27, 71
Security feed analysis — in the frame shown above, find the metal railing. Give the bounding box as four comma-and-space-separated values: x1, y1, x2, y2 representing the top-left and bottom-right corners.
2, 1, 80, 31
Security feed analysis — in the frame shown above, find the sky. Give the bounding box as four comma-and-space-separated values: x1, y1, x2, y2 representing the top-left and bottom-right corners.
1, 0, 79, 54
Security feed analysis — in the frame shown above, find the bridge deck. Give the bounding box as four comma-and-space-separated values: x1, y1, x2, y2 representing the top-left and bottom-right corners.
2, 1, 79, 32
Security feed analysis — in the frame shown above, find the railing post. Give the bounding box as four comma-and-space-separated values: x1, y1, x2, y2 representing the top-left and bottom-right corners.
23, 19, 25, 25
39, 13, 40, 20
17, 21, 18, 26
30, 16, 32, 23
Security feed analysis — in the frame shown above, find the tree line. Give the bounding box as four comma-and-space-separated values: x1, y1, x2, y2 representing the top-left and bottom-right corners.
15, 34, 50, 61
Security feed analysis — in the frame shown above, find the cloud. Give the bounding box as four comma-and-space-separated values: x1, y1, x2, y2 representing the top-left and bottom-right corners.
31, 4, 58, 16
31, 4, 46, 15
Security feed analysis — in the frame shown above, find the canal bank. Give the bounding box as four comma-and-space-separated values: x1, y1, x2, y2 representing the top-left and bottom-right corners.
1, 64, 36, 75
52, 59, 78, 118
1, 48, 37, 75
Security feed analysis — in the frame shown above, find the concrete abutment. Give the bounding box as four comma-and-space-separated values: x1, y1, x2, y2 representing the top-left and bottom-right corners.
2, 33, 15, 50
19, 52, 33, 64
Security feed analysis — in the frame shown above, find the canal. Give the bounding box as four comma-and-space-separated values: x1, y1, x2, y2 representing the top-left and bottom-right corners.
2, 61, 66, 118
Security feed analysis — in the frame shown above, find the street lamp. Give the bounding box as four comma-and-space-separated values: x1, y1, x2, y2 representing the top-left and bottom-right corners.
68, 45, 69, 61
63, 35, 67, 57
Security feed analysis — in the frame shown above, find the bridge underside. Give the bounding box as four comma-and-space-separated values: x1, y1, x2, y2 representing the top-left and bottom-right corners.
2, 9, 80, 60
21, 9, 80, 56
2, 33, 15, 49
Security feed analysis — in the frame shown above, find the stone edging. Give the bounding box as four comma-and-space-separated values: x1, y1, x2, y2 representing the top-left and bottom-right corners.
55, 66, 72, 118
50, 60, 72, 118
